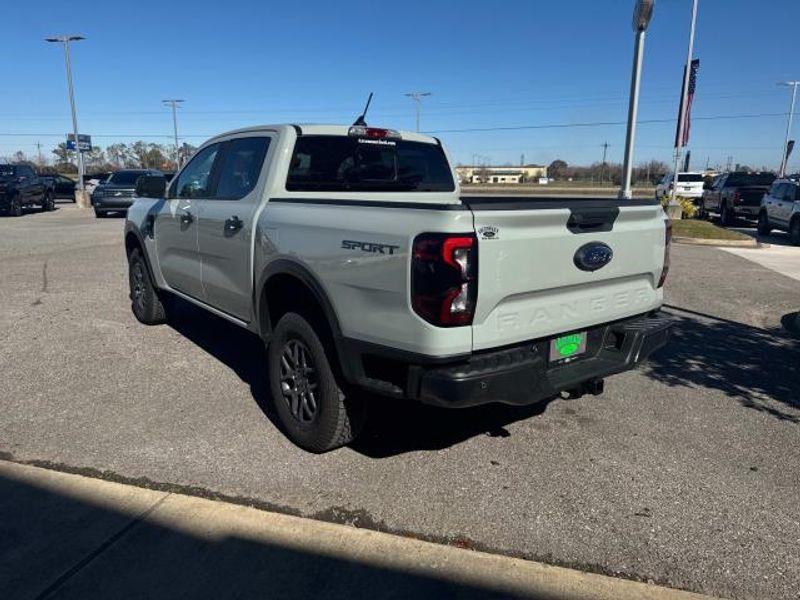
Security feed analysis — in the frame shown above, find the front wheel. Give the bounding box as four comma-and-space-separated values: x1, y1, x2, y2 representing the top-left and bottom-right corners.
7, 196, 23, 217
790, 218, 800, 246
757, 212, 772, 236
268, 312, 365, 452
128, 248, 167, 325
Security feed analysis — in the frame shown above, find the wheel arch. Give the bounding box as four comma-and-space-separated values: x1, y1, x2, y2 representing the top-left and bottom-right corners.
257, 259, 343, 342
124, 228, 159, 288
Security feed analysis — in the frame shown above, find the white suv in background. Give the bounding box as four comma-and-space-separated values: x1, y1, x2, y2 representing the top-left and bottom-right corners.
758, 178, 800, 244
655, 172, 705, 202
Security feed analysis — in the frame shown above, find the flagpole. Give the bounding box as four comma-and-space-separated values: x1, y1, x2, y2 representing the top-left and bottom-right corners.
670, 0, 699, 204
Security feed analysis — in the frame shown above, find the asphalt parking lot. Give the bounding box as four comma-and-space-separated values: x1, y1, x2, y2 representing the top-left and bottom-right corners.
1, 204, 799, 600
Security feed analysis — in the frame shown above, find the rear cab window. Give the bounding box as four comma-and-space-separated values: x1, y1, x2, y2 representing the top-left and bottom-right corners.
677, 173, 704, 182
726, 173, 776, 187
286, 135, 455, 192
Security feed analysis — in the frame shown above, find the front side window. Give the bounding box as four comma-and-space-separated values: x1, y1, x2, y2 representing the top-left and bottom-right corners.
215, 137, 271, 200
286, 136, 455, 192
171, 144, 219, 199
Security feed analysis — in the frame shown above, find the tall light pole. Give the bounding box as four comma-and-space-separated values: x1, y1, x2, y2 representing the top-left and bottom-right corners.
778, 81, 799, 177
404, 92, 432, 132
163, 99, 185, 168
670, 0, 699, 203
46, 34, 86, 200
620, 0, 655, 199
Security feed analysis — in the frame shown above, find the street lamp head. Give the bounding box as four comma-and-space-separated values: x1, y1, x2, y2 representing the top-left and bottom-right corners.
632, 0, 655, 32
45, 35, 85, 43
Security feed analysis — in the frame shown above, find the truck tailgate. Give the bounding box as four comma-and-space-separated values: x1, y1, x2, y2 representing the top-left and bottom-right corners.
462, 197, 666, 351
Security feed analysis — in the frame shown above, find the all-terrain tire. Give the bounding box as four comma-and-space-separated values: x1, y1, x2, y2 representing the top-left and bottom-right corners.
268, 312, 365, 452
128, 248, 167, 325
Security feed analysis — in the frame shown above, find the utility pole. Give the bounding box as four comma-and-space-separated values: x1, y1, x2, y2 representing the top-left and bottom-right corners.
778, 81, 799, 177
162, 99, 185, 168
670, 0, 699, 203
36, 142, 43, 166
404, 92, 432, 132
601, 142, 609, 184
46, 34, 87, 204
620, 0, 655, 199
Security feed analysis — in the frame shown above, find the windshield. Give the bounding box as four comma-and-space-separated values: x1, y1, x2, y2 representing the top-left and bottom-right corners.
727, 173, 776, 186
677, 173, 704, 182
0, 165, 16, 177
106, 171, 147, 186
286, 136, 455, 192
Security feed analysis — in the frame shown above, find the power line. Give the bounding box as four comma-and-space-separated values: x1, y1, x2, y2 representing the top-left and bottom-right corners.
423, 112, 787, 134
0, 112, 788, 144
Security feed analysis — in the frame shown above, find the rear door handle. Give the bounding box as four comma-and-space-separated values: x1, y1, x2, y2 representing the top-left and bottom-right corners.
225, 215, 244, 234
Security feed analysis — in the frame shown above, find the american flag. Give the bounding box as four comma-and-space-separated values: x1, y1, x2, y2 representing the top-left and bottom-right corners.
675, 59, 700, 148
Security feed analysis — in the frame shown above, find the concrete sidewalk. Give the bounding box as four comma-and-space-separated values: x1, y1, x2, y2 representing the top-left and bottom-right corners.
0, 461, 714, 600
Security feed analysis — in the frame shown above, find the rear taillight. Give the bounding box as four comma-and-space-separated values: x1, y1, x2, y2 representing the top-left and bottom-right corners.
658, 219, 672, 288
732, 191, 742, 204
412, 233, 478, 327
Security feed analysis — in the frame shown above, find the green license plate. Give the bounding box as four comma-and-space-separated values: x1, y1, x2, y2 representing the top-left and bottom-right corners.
549, 332, 587, 362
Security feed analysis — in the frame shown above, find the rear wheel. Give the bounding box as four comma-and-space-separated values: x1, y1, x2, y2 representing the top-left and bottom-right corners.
41, 193, 54, 212
268, 312, 365, 452
757, 212, 772, 236
128, 248, 167, 325
720, 203, 733, 227
790, 218, 800, 246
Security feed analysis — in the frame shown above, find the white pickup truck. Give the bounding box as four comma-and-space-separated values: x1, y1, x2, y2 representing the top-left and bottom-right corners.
125, 123, 672, 452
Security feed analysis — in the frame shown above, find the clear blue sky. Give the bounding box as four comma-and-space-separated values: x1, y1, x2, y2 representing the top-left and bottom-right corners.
3, 0, 799, 170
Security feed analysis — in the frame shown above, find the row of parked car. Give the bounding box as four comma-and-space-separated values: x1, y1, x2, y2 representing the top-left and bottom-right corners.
655, 170, 800, 244
0, 166, 174, 218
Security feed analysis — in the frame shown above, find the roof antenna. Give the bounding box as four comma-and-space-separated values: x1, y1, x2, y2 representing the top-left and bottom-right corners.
352, 92, 373, 126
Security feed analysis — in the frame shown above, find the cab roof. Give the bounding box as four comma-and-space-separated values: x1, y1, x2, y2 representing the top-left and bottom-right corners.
206, 124, 440, 146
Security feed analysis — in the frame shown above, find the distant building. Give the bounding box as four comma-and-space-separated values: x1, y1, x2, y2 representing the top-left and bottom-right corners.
456, 164, 548, 184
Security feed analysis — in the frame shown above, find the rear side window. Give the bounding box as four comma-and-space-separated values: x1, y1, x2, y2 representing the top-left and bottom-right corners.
215, 137, 271, 200
286, 136, 455, 192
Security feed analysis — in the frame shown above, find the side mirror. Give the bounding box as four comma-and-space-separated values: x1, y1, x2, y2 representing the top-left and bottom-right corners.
135, 175, 166, 199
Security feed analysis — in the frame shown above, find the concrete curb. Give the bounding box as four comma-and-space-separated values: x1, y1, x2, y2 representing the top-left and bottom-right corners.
673, 235, 760, 248
0, 460, 716, 600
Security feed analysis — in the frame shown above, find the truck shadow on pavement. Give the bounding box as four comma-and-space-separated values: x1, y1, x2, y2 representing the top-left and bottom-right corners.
643, 306, 800, 423
0, 471, 522, 600
165, 298, 553, 458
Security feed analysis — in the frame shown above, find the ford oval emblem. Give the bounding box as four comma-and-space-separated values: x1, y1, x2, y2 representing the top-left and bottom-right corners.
574, 242, 613, 272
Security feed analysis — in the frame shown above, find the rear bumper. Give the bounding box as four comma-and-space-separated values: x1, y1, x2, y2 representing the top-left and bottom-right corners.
734, 205, 760, 217
414, 311, 672, 408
